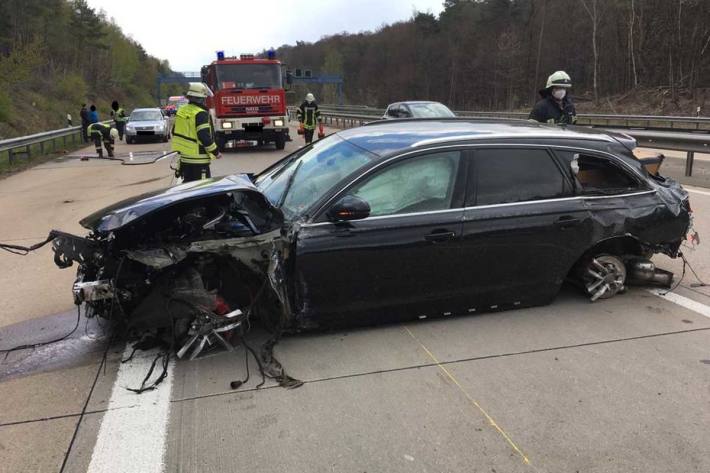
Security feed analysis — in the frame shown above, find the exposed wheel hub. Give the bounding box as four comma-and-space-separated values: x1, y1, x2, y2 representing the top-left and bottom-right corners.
585, 255, 626, 302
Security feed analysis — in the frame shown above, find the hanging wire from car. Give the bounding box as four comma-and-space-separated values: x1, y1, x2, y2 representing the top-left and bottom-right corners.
0, 233, 56, 255
1, 305, 82, 360
658, 250, 707, 296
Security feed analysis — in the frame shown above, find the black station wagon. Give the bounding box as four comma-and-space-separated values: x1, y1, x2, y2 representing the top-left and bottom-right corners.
53, 119, 692, 344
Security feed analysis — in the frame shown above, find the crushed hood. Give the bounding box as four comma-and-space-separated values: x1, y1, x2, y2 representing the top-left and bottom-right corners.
81, 174, 281, 233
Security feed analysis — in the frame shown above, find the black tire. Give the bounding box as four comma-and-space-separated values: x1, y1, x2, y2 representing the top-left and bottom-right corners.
275, 134, 286, 150
162, 133, 169, 143
126, 136, 134, 144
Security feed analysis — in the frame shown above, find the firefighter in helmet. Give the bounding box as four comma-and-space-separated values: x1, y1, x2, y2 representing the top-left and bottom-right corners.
171, 82, 221, 182
297, 93, 322, 144
87, 122, 119, 158
529, 71, 577, 125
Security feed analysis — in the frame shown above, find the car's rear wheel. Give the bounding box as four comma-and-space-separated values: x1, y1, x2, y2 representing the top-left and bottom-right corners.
581, 254, 627, 301
126, 136, 134, 144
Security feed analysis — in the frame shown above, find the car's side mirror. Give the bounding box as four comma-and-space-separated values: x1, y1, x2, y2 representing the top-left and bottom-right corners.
328, 195, 371, 222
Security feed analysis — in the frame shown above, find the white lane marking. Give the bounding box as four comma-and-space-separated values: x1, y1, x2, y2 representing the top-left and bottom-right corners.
649, 289, 710, 319
87, 346, 174, 473
685, 187, 710, 197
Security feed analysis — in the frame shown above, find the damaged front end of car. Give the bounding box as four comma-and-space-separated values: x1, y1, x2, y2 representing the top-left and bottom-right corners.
51, 175, 292, 360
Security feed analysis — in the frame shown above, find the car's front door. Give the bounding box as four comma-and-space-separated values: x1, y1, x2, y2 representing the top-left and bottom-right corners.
458, 147, 592, 310
294, 150, 467, 327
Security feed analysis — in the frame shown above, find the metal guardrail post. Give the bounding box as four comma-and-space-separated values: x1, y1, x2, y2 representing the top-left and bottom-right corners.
685, 151, 695, 176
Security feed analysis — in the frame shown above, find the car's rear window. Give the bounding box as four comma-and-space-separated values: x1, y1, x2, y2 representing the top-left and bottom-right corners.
473, 148, 570, 205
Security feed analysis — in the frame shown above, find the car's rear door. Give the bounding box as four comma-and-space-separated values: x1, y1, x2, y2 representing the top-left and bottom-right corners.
458, 146, 591, 310
294, 149, 467, 327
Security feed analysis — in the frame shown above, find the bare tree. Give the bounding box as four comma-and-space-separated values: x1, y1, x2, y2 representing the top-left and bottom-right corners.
580, 0, 599, 103
628, 0, 638, 88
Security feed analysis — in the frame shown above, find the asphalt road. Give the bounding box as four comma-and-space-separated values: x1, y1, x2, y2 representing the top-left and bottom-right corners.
1, 127, 709, 473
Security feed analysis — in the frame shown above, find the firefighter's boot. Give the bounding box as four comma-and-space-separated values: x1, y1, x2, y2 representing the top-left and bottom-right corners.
106, 141, 115, 158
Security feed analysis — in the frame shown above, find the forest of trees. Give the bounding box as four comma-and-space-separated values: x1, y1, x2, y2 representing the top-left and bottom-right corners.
277, 0, 710, 114
0, 0, 174, 137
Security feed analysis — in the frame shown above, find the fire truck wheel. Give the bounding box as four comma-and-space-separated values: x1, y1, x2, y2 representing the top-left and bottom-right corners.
275, 134, 286, 150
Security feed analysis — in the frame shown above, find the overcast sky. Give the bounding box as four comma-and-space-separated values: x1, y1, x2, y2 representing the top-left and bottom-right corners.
86, 0, 444, 71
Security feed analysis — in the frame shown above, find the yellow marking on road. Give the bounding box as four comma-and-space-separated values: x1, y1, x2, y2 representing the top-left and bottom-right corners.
403, 326, 532, 466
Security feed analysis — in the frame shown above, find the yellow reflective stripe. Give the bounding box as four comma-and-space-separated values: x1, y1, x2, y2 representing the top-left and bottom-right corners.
180, 156, 212, 164
204, 142, 217, 153
196, 123, 211, 132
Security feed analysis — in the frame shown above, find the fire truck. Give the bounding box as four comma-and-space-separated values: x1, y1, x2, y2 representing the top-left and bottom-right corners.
201, 52, 289, 150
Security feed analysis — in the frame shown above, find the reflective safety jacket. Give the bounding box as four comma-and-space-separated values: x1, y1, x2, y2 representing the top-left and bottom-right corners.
171, 103, 217, 164
528, 93, 577, 125
112, 108, 127, 123
87, 122, 111, 140
297, 101, 321, 130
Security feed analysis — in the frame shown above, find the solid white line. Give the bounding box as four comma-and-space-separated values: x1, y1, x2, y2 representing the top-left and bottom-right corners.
649, 289, 710, 319
87, 346, 174, 473
685, 187, 710, 197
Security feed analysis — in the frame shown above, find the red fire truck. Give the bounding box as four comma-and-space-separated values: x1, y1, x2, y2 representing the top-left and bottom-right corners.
201, 53, 289, 150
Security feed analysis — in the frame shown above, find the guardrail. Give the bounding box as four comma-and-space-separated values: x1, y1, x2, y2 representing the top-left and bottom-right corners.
303, 108, 710, 177
0, 125, 84, 165
317, 105, 710, 132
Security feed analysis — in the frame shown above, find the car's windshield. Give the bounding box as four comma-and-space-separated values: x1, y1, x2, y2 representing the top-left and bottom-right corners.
408, 102, 455, 118
256, 135, 377, 219
130, 110, 163, 121
216, 64, 282, 89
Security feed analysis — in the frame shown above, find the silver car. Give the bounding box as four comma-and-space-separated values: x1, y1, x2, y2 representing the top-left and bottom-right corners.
382, 101, 456, 119
125, 108, 171, 143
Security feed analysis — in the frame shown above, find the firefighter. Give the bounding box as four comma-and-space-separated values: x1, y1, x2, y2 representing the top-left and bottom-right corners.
87, 122, 119, 158
171, 82, 221, 183
110, 101, 128, 141
529, 71, 577, 125
297, 93, 321, 144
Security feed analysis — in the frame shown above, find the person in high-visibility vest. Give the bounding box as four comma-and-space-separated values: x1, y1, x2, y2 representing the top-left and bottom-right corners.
297, 93, 322, 144
111, 100, 128, 141
87, 122, 119, 158
171, 82, 221, 182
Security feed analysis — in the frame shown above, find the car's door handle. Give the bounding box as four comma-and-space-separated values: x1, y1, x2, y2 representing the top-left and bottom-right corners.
555, 215, 581, 229
424, 230, 456, 242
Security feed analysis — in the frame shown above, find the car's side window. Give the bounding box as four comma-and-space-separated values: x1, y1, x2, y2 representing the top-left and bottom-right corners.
472, 148, 571, 206
555, 150, 641, 194
386, 105, 399, 118
351, 151, 461, 217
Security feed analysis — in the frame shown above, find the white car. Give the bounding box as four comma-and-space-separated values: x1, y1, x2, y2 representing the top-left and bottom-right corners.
125, 108, 171, 143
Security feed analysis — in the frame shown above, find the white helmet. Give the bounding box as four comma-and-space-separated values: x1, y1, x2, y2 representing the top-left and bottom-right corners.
109, 128, 119, 141
305, 93, 315, 103
546, 71, 572, 89
186, 82, 212, 98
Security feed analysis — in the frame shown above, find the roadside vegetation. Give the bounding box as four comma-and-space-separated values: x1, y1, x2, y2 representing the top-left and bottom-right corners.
277, 0, 710, 115
0, 0, 179, 139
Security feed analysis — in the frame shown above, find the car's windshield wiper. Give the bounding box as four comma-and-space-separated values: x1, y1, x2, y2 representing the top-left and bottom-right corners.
278, 160, 303, 207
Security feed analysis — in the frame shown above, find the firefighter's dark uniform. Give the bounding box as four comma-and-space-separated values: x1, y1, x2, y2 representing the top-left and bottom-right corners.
171, 102, 217, 182
529, 92, 577, 125
297, 101, 321, 144
87, 123, 115, 158
111, 107, 128, 140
